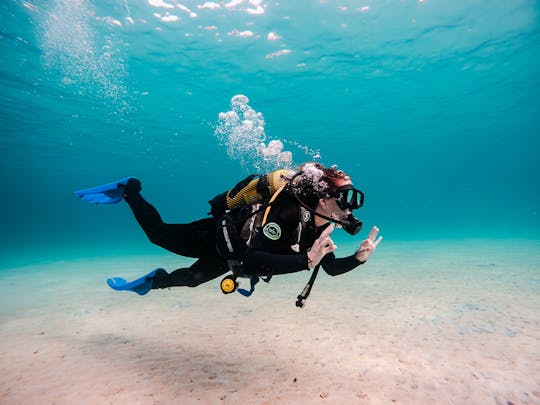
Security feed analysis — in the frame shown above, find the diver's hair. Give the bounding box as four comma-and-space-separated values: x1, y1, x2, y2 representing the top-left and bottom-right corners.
319, 164, 351, 194
292, 162, 351, 208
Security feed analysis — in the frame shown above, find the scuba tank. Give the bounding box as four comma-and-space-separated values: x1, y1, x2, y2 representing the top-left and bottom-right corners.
208, 169, 294, 218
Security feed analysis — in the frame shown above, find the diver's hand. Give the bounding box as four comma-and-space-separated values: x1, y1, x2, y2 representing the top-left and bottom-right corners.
355, 226, 382, 263
307, 224, 337, 268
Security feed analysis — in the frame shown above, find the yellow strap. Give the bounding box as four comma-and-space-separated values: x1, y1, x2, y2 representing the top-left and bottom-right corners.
261, 185, 286, 226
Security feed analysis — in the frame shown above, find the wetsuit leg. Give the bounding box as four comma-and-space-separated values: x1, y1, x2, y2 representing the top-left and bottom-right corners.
124, 190, 215, 258
152, 257, 229, 288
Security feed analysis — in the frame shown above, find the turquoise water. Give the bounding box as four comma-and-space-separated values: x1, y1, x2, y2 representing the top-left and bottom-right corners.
1, 0, 539, 265
1, 3, 540, 403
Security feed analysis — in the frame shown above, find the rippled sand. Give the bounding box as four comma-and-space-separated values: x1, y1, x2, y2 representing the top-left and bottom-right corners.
1, 240, 539, 404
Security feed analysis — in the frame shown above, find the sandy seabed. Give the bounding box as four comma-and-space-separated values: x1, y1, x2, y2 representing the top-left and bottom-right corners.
1, 240, 539, 405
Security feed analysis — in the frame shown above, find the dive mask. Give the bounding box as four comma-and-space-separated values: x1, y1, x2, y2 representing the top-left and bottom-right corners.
332, 185, 364, 211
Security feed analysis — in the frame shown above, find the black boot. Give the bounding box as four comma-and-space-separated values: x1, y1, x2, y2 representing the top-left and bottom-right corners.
122, 178, 142, 200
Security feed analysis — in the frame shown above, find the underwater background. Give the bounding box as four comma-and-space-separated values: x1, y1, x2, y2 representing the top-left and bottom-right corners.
1, 0, 539, 266
1, 2, 540, 403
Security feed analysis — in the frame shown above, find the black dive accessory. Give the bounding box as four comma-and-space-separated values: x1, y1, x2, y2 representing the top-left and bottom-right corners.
332, 185, 364, 211
296, 264, 320, 308
289, 172, 363, 235
341, 213, 363, 235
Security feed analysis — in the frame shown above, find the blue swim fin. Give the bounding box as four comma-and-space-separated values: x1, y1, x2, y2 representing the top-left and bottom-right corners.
107, 268, 166, 296
74, 177, 139, 204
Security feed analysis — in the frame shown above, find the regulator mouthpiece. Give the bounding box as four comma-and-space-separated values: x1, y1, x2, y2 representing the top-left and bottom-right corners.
341, 214, 362, 235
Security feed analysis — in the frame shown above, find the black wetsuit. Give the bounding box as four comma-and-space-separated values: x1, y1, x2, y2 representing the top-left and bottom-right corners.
244, 193, 364, 276
124, 189, 364, 289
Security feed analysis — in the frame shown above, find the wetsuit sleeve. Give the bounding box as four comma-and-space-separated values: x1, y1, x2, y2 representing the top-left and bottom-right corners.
243, 249, 308, 276
320, 252, 365, 276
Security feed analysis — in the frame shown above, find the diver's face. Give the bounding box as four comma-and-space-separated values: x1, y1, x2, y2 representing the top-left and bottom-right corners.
322, 196, 351, 220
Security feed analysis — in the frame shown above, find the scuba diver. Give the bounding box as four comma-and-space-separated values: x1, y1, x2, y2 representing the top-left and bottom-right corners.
75, 162, 382, 304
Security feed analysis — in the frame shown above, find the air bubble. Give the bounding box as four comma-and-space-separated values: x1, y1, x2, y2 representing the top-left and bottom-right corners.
215, 95, 321, 172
